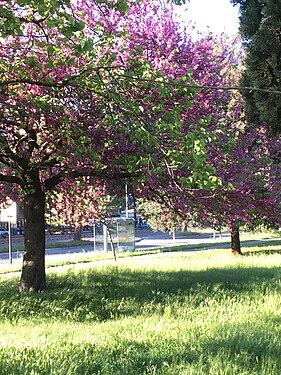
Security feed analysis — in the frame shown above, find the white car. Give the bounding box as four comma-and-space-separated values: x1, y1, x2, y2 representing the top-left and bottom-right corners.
0, 228, 8, 237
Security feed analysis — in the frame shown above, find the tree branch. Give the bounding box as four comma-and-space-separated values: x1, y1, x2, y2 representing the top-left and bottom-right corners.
44, 168, 142, 191
2, 74, 281, 96
0, 174, 23, 187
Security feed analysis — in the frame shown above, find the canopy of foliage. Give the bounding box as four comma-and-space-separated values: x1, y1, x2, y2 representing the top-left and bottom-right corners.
231, 0, 281, 135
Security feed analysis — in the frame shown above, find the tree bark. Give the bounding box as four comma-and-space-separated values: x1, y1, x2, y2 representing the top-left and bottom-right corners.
229, 223, 243, 256
74, 224, 82, 240
19, 188, 46, 292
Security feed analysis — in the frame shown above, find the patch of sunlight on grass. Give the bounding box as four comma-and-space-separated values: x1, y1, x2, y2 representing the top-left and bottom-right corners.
1, 242, 281, 374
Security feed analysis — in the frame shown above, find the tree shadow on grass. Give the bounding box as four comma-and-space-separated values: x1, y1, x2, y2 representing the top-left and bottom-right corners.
243, 241, 281, 256
0, 263, 280, 323
0, 319, 280, 375
163, 239, 281, 256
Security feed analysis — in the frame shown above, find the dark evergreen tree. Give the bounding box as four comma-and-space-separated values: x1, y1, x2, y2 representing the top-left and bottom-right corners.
231, 0, 281, 135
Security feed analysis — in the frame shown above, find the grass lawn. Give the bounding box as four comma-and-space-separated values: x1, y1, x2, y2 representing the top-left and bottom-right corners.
0, 241, 280, 374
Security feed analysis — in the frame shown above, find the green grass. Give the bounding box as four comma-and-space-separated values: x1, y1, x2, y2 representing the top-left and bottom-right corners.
1, 234, 281, 275
0, 242, 281, 374
1, 228, 279, 254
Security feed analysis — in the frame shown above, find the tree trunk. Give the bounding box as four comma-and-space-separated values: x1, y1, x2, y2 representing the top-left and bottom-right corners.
19, 189, 46, 292
229, 223, 243, 256
107, 225, 117, 261
172, 228, 176, 245
74, 224, 82, 240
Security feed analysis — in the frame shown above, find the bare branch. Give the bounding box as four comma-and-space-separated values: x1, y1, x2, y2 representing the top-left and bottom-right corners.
1, 72, 281, 96
0, 173, 23, 186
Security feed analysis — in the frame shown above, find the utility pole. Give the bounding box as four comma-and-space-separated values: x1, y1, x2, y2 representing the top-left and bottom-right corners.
125, 183, 129, 219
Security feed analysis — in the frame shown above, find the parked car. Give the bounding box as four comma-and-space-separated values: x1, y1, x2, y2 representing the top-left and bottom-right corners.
140, 222, 150, 229
47, 226, 74, 235
12, 226, 24, 235
0, 228, 9, 237
136, 221, 150, 229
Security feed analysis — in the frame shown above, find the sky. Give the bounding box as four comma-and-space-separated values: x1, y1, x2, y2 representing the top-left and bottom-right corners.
175, 0, 240, 37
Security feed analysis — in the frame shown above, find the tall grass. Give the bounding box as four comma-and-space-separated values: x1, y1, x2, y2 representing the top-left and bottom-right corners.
0, 244, 281, 374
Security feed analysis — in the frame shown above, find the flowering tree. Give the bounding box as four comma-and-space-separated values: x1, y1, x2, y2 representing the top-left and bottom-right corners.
137, 198, 188, 233
127, 10, 281, 255
192, 126, 281, 254
3, 0, 275, 294
52, 4, 246, 242
48, 178, 111, 239
0, 0, 217, 291
143, 121, 281, 255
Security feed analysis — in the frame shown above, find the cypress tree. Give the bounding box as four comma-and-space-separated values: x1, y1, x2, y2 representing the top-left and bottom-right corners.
232, 0, 281, 135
